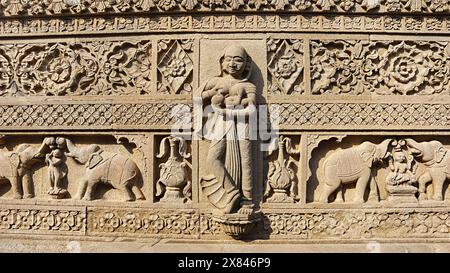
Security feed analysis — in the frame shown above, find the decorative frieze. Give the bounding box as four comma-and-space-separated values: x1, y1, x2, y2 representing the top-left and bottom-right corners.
0, 15, 450, 37
0, 102, 191, 129
0, 0, 450, 17
261, 208, 450, 239
87, 209, 200, 237
3, 205, 450, 240
0, 206, 85, 234
271, 103, 450, 129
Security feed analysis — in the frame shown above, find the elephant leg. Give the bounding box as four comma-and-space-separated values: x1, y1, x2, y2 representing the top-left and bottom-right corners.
418, 172, 432, 201
431, 171, 446, 201
320, 163, 340, 203
117, 184, 134, 202
82, 181, 96, 201
353, 169, 371, 203
368, 176, 378, 202
22, 172, 34, 199
319, 182, 340, 203
334, 186, 344, 203
131, 185, 145, 201
73, 178, 88, 200
10, 176, 22, 199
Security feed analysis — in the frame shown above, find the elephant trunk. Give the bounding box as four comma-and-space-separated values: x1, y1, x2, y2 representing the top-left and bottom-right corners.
65, 138, 80, 158
35, 140, 50, 158
404, 138, 424, 156
375, 139, 393, 160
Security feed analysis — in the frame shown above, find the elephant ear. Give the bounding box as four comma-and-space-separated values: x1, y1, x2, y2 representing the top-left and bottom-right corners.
360, 148, 375, 166
87, 153, 103, 169
435, 146, 447, 164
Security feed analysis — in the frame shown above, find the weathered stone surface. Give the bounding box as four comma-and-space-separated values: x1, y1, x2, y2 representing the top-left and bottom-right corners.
0, 0, 449, 253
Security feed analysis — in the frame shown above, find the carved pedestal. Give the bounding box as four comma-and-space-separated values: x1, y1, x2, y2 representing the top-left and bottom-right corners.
386, 185, 418, 203
267, 189, 294, 203
159, 187, 184, 202
212, 212, 263, 239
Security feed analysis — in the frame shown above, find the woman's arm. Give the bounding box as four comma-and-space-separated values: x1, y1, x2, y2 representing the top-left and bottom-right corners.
201, 79, 219, 100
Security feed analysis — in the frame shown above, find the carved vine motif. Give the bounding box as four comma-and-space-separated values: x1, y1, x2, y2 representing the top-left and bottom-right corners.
0, 41, 152, 96
0, 208, 85, 232
0, 0, 450, 16
311, 40, 450, 95
156, 136, 192, 203
262, 210, 450, 238
267, 39, 304, 95
89, 209, 199, 236
157, 39, 193, 94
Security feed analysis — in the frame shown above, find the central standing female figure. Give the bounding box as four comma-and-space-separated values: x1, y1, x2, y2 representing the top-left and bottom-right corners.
199, 45, 257, 214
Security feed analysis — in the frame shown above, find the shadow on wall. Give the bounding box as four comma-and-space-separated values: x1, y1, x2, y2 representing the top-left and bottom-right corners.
241, 213, 271, 241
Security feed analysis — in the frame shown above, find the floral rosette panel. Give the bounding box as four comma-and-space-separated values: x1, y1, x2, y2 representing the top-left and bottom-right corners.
0, 40, 152, 96
311, 40, 450, 95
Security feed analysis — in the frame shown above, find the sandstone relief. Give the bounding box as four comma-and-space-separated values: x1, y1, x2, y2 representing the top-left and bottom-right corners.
267, 39, 304, 95
311, 40, 450, 95
385, 139, 418, 203
198, 44, 262, 238
0, 136, 147, 202
317, 139, 391, 203
44, 137, 69, 199
156, 136, 191, 203
406, 139, 450, 201
264, 135, 300, 203
157, 39, 194, 94
2, 1, 450, 247
0, 140, 48, 199
65, 138, 146, 201
0, 41, 152, 96
308, 137, 450, 205
0, 0, 449, 16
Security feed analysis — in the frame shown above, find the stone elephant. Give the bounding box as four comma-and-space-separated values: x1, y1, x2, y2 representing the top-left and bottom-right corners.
319, 139, 392, 203
0, 141, 48, 199
65, 138, 145, 201
405, 139, 450, 201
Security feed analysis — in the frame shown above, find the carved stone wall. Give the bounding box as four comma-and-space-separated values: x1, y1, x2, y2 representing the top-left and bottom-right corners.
1, 0, 450, 247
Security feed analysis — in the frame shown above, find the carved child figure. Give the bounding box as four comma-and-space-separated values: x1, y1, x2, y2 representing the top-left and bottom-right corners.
209, 78, 247, 108
386, 150, 416, 186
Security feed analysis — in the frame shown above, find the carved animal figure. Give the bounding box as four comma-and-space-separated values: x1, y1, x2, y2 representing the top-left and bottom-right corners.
65, 138, 145, 201
0, 142, 48, 199
319, 139, 392, 203
405, 139, 450, 201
